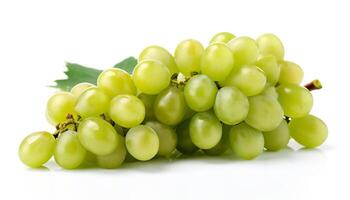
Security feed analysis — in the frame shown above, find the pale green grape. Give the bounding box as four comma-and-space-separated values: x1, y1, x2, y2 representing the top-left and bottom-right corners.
255, 55, 280, 85
279, 61, 304, 85
74, 87, 110, 118
174, 39, 204, 76
109, 95, 145, 128
139, 45, 178, 75
184, 74, 218, 112
210, 32, 236, 44
46, 92, 76, 125
154, 86, 187, 126
176, 119, 199, 154
145, 121, 177, 156
289, 114, 328, 148
263, 120, 290, 151
245, 95, 284, 131
221, 65, 266, 96
214, 86, 249, 125
125, 125, 159, 161
229, 122, 264, 160
200, 43, 234, 81
97, 68, 137, 97
227, 36, 258, 67
54, 131, 86, 169
203, 124, 230, 155
261, 84, 278, 99
70, 82, 94, 98
133, 60, 171, 94
18, 131, 56, 168
256, 33, 284, 61
138, 93, 157, 121
189, 111, 222, 149
276, 84, 313, 118
78, 117, 118, 155
97, 134, 127, 168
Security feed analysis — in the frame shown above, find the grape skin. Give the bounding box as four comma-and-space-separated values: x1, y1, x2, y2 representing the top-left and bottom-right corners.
255, 55, 280, 85
256, 33, 285, 61
278, 61, 304, 85
210, 32, 236, 44
46, 92, 76, 125
74, 87, 110, 118
70, 82, 94, 98
174, 39, 204, 76
138, 93, 157, 121
227, 36, 259, 67
97, 134, 127, 168
176, 119, 199, 155
204, 124, 231, 156
19, 131, 56, 168
263, 120, 290, 151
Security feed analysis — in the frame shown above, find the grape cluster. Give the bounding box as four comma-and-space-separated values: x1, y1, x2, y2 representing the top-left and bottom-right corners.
18, 32, 328, 169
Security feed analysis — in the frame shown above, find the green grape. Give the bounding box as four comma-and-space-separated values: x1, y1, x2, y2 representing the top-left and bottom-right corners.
70, 82, 94, 98
203, 124, 230, 155
279, 61, 304, 85
109, 95, 145, 128
133, 60, 171, 95
214, 86, 249, 125
227, 36, 259, 67
139, 45, 178, 75
54, 131, 86, 169
200, 43, 234, 81
138, 93, 157, 121
221, 65, 266, 96
83, 150, 97, 166
97, 68, 137, 97
229, 122, 264, 160
174, 39, 204, 76
245, 95, 284, 131
263, 120, 290, 151
97, 134, 127, 168
18, 131, 56, 168
176, 119, 199, 154
276, 84, 313, 118
125, 125, 159, 161
145, 121, 177, 156
184, 74, 218, 112
46, 92, 76, 125
114, 124, 125, 136
261, 84, 278, 99
78, 117, 118, 155
256, 33, 284, 61
189, 111, 222, 149
289, 114, 328, 148
154, 87, 187, 126
255, 55, 280, 85
75, 87, 110, 118
209, 32, 236, 44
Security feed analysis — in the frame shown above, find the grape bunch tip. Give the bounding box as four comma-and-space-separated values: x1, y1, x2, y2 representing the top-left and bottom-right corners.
18, 32, 328, 169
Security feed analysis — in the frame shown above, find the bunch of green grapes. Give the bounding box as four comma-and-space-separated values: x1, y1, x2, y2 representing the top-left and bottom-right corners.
18, 31, 328, 169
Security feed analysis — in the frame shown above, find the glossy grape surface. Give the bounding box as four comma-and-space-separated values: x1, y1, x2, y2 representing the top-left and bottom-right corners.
227, 36, 259, 67
210, 32, 236, 44
263, 120, 290, 151
278, 61, 304, 85
176, 119, 199, 155
174, 39, 204, 76
97, 134, 127, 168
75, 87, 110, 118
46, 92, 76, 125
145, 121, 177, 156
256, 33, 284, 61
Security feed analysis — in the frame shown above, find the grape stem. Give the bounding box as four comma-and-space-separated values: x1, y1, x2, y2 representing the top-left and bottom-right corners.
304, 79, 322, 91
53, 114, 79, 138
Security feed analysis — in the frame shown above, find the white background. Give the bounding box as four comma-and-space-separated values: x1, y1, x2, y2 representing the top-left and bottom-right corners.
0, 0, 349, 199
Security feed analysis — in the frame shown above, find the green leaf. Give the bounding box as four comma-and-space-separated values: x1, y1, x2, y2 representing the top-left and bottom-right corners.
52, 57, 137, 91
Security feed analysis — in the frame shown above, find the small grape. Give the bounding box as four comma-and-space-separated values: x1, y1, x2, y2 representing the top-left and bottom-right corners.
133, 60, 171, 94
289, 115, 328, 148
154, 86, 187, 126
261, 84, 278, 99
78, 117, 118, 155
190, 111, 222, 149
70, 82, 94, 98
109, 95, 145, 128
214, 86, 249, 125
227, 36, 259, 67
18, 131, 56, 168
138, 93, 157, 121
54, 131, 87, 169
263, 120, 290, 151
97, 68, 137, 97
245, 95, 284, 131
125, 125, 159, 161
229, 123, 264, 160
74, 87, 110, 118
145, 121, 177, 156
203, 124, 231, 156
139, 45, 178, 75
46, 92, 76, 125
209, 32, 236, 44
278, 61, 304, 85
200, 43, 234, 81
276, 84, 313, 118
255, 55, 280, 85
174, 39, 204, 76
256, 33, 284, 61
184, 74, 218, 112
97, 134, 127, 168
176, 119, 199, 155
